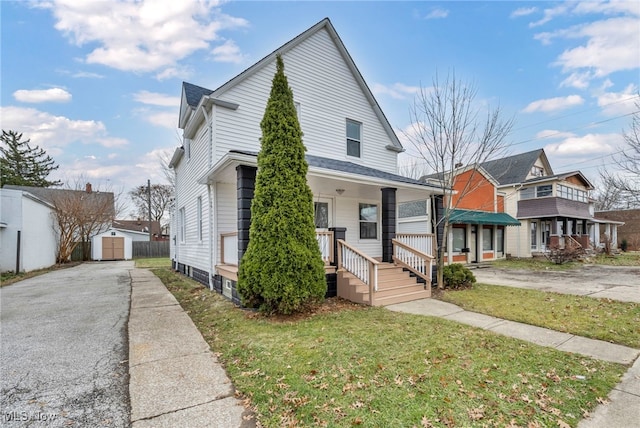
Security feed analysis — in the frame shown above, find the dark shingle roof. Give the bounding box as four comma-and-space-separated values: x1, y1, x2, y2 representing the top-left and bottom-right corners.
113, 219, 162, 235
183, 81, 213, 109
480, 149, 545, 186
229, 150, 440, 190
4, 185, 114, 214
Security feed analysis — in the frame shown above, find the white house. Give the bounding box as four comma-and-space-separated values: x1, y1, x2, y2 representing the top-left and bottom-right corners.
0, 188, 58, 273
169, 18, 444, 306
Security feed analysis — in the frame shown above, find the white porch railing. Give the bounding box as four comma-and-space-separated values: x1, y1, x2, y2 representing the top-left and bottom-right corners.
392, 239, 433, 284
337, 239, 378, 305
395, 233, 436, 258
220, 232, 238, 265
316, 230, 334, 264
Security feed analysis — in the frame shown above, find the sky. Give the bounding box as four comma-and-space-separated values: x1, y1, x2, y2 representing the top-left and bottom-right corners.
1, 0, 639, 215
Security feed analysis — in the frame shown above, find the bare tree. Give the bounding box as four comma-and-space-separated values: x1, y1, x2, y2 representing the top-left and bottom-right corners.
50, 182, 116, 262
129, 183, 173, 223
158, 149, 176, 187
597, 100, 640, 209
404, 71, 514, 289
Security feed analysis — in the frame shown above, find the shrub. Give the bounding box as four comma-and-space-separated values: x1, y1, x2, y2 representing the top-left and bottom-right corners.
621, 239, 628, 252
442, 263, 476, 289
237, 55, 326, 315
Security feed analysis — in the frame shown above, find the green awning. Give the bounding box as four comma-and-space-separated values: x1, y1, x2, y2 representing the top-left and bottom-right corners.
449, 209, 521, 226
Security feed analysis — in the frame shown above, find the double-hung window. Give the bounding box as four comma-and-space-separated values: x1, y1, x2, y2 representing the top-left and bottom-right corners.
346, 119, 361, 158
179, 207, 186, 243
359, 203, 377, 239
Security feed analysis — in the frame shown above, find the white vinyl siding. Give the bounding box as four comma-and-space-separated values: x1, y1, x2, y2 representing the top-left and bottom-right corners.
215, 183, 237, 265
212, 27, 398, 173
197, 196, 203, 242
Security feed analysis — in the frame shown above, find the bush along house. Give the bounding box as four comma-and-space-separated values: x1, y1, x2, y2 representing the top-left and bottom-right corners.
169, 18, 444, 306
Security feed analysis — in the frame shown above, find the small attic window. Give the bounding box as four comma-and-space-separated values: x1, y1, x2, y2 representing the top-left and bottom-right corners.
184, 138, 191, 160
531, 166, 544, 177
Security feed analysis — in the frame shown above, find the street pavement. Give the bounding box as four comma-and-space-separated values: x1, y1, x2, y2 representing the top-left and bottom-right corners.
1, 262, 131, 427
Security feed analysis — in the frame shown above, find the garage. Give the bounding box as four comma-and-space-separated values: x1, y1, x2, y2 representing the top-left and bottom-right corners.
92, 229, 132, 261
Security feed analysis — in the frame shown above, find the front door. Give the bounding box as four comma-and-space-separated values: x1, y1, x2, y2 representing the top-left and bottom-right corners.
314, 197, 334, 263
469, 226, 478, 263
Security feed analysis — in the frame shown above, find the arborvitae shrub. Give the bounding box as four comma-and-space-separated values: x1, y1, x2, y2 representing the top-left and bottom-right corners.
442, 263, 476, 289
237, 55, 326, 315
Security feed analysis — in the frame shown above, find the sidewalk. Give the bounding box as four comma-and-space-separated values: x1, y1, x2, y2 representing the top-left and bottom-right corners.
386, 299, 640, 427
127, 268, 253, 428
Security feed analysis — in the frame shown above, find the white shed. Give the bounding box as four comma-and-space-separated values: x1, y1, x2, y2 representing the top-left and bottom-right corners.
92, 229, 132, 261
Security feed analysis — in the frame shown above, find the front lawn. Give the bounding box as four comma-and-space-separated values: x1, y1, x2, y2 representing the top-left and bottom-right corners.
591, 252, 640, 266
440, 284, 640, 348
134, 257, 171, 269
153, 268, 625, 427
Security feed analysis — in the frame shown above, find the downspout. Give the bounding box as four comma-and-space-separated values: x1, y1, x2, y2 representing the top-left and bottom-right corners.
203, 101, 214, 290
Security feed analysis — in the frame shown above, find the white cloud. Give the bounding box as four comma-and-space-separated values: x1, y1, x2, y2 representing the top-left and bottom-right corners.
544, 132, 620, 156
559, 71, 593, 89
554, 17, 640, 77
535, 130, 577, 140
13, 88, 72, 103
529, 4, 570, 28
0, 106, 128, 151
372, 82, 421, 100
511, 7, 537, 18
72, 71, 104, 79
211, 39, 245, 63
146, 111, 178, 129
133, 90, 180, 107
424, 8, 449, 20
522, 95, 584, 113
596, 84, 639, 116
39, 0, 249, 74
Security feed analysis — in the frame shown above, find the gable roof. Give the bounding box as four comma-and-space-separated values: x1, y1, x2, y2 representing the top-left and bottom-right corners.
479, 149, 551, 186
112, 219, 163, 236
183, 82, 213, 109
180, 17, 403, 152
521, 171, 595, 189
3, 185, 115, 215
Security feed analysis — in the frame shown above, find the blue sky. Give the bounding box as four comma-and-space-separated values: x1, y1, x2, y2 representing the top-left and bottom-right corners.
1, 1, 639, 209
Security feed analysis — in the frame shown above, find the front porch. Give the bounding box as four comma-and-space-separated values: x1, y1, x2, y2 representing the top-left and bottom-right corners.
216, 231, 436, 306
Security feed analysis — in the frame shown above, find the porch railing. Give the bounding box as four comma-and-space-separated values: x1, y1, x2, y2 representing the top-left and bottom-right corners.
337, 239, 378, 305
220, 232, 238, 265
316, 230, 334, 264
392, 239, 433, 285
395, 233, 436, 258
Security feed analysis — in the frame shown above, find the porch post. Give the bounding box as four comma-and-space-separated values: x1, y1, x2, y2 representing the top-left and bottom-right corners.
329, 227, 346, 266
236, 165, 257, 264
381, 188, 397, 263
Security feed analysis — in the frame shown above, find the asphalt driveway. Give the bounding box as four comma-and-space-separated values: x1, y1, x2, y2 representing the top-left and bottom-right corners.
472, 264, 640, 303
1, 262, 132, 427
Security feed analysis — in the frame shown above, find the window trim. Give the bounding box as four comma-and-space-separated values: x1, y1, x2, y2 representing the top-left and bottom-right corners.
179, 207, 186, 243
196, 196, 203, 242
346, 119, 362, 159
482, 226, 494, 251
358, 202, 378, 240
451, 226, 466, 253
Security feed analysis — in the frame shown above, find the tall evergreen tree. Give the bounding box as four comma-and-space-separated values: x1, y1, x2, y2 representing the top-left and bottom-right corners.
238, 55, 326, 314
1, 130, 61, 187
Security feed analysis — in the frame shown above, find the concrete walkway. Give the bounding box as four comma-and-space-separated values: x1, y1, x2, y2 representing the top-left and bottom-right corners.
128, 268, 252, 428
386, 299, 640, 427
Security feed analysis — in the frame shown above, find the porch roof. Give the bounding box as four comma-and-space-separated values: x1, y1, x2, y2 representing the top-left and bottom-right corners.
198, 150, 445, 194
449, 209, 521, 226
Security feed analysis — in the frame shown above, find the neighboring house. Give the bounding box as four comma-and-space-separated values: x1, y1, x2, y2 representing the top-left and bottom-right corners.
3, 184, 115, 263
0, 188, 58, 272
594, 209, 640, 250
424, 166, 521, 264
170, 18, 444, 306
112, 219, 166, 242
479, 149, 622, 257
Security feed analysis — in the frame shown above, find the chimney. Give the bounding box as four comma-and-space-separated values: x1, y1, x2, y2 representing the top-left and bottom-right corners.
86, 183, 92, 193
454, 162, 463, 169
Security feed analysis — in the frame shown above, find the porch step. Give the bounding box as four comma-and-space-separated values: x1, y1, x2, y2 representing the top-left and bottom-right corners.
337, 262, 431, 306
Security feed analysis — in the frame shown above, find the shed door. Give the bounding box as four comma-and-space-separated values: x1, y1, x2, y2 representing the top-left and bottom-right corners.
102, 237, 125, 260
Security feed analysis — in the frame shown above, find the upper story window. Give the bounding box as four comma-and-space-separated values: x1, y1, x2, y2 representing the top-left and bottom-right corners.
346, 119, 361, 158
531, 166, 544, 177
558, 184, 587, 202
520, 184, 552, 199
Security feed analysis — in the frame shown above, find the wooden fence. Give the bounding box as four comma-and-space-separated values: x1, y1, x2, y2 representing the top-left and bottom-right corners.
132, 241, 169, 258
70, 240, 170, 260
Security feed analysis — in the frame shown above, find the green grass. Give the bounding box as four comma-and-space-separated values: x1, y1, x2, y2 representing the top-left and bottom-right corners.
591, 252, 640, 266
134, 257, 171, 269
440, 284, 640, 348
153, 267, 626, 427
491, 258, 579, 270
